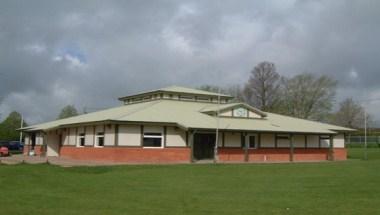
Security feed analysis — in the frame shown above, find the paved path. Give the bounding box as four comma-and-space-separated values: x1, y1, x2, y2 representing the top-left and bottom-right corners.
0, 154, 122, 167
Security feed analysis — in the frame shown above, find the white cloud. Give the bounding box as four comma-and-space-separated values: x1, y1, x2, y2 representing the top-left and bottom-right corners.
349, 67, 359, 79
52, 54, 86, 70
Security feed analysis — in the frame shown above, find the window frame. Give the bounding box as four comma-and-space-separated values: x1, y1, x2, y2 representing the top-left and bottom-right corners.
143, 132, 163, 148
77, 133, 85, 147
247, 134, 257, 149
95, 132, 105, 147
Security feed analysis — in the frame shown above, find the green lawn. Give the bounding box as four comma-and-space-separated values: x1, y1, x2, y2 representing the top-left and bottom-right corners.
1, 149, 380, 215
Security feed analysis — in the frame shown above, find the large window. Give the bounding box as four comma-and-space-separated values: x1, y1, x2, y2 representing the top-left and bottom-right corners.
96, 132, 105, 147
78, 133, 85, 147
143, 132, 163, 148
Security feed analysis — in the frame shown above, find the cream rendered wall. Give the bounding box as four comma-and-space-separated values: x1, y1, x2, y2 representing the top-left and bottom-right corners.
46, 130, 59, 156
67, 128, 76, 146
24, 135, 30, 146
307, 135, 319, 148
294, 135, 306, 148
334, 134, 345, 148
261, 134, 275, 147
144, 125, 164, 133
220, 110, 232, 117
248, 111, 261, 118
118, 125, 141, 146
105, 124, 115, 146
166, 127, 186, 147
277, 136, 290, 148
36, 132, 44, 145
95, 125, 105, 133
85, 126, 95, 146
224, 132, 241, 147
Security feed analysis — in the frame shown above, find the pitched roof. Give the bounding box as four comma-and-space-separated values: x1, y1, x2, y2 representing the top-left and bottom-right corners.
200, 102, 267, 117
22, 99, 354, 134
118, 85, 233, 101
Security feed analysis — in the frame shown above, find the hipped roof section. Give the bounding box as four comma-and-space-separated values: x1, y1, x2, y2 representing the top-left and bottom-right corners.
21, 99, 355, 134
118, 85, 233, 101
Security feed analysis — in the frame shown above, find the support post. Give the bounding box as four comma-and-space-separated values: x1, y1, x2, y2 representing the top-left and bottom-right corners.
189, 131, 195, 163
329, 135, 334, 161
243, 133, 248, 162
290, 134, 294, 162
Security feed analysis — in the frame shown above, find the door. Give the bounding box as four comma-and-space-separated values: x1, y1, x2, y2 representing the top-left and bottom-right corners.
247, 134, 257, 149
193, 133, 215, 160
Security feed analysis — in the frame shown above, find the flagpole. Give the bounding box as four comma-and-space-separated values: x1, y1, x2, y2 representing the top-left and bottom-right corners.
364, 108, 367, 160
19, 114, 23, 143
214, 84, 221, 163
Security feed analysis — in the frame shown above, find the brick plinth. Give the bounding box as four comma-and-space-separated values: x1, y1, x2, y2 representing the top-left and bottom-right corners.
59, 146, 191, 163
23, 145, 44, 156
219, 148, 347, 162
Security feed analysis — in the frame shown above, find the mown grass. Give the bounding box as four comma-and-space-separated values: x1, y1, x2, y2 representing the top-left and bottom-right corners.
1, 148, 380, 215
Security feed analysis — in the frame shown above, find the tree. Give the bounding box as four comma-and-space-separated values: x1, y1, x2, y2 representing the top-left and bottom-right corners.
332, 98, 366, 128
57, 105, 79, 119
0, 111, 27, 141
280, 74, 337, 121
243, 61, 282, 111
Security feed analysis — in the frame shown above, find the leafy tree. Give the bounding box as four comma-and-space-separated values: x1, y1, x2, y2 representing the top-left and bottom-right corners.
57, 105, 79, 119
280, 74, 337, 121
332, 98, 368, 128
0, 111, 27, 141
243, 61, 282, 111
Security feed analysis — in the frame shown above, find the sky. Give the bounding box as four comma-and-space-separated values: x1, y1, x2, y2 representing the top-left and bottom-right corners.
0, 0, 379, 125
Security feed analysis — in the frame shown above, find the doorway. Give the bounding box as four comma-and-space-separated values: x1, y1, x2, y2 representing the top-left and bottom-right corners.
193, 133, 215, 160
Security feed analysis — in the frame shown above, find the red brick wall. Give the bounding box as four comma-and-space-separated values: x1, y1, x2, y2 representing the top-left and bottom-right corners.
333, 148, 347, 161
59, 146, 191, 164
219, 148, 347, 162
23, 145, 44, 156
218, 148, 245, 162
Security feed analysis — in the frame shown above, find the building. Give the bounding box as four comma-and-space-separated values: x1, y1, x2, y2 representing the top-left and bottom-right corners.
21, 86, 354, 163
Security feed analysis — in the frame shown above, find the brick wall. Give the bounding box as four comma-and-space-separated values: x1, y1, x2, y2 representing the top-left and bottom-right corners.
59, 146, 191, 163
219, 148, 347, 162
23, 145, 45, 156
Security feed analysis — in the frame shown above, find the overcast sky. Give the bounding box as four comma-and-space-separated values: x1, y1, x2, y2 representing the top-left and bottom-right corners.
0, 0, 379, 125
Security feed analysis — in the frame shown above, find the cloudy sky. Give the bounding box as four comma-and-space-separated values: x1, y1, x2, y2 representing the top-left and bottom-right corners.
0, 0, 379, 125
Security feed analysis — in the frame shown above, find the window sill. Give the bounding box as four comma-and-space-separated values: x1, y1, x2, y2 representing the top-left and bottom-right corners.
143, 146, 164, 149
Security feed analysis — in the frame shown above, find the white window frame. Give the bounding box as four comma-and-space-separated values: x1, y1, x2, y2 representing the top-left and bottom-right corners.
77, 133, 85, 147
247, 134, 257, 149
143, 133, 163, 148
95, 132, 105, 148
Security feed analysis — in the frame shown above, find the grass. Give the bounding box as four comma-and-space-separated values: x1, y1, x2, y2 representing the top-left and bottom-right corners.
1, 149, 380, 215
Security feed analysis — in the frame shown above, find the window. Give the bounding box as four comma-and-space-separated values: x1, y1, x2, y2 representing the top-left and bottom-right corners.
249, 135, 256, 148
143, 132, 163, 148
78, 133, 85, 147
96, 132, 104, 147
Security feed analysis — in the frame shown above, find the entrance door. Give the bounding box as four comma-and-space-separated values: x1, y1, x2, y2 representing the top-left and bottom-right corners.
193, 133, 215, 160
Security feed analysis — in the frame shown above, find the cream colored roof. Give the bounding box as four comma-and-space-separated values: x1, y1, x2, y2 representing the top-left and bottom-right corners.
23, 99, 354, 134
200, 102, 267, 117
118, 85, 233, 100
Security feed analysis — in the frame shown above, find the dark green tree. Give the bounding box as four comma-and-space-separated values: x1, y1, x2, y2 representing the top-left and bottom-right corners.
57, 105, 79, 119
0, 111, 27, 141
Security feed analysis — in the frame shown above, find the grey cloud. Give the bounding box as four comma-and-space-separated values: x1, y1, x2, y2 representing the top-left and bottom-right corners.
0, 0, 379, 124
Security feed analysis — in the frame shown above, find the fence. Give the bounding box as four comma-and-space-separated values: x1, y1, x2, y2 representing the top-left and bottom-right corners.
346, 136, 380, 148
